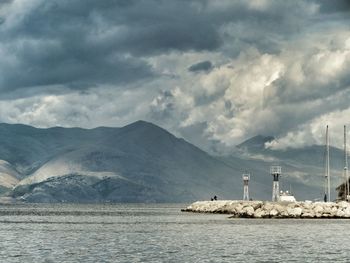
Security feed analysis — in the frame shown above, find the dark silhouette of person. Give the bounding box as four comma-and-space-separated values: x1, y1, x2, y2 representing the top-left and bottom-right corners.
213, 195, 217, 201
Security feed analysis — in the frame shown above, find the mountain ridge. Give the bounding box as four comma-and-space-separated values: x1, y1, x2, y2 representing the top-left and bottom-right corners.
0, 121, 342, 202
0, 120, 242, 202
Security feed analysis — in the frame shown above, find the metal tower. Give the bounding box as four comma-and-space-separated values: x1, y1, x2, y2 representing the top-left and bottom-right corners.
344, 125, 349, 201
242, 173, 250, 201
324, 125, 331, 202
270, 166, 281, 202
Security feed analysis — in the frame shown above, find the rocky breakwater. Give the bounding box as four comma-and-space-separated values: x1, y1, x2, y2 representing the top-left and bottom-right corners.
181, 200, 350, 218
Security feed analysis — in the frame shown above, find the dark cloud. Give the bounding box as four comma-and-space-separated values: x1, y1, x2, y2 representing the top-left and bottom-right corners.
11, 1, 222, 55
0, 0, 317, 95
0, 0, 226, 93
188, 61, 213, 73
0, 1, 158, 92
318, 0, 350, 13
0, 0, 12, 22
0, 0, 12, 5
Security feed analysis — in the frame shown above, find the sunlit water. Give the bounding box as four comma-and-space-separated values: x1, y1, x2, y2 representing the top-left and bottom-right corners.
0, 203, 349, 262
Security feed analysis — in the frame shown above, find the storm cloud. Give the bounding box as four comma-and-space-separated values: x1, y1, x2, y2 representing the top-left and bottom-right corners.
0, 0, 350, 152
0, 0, 317, 92
188, 61, 213, 73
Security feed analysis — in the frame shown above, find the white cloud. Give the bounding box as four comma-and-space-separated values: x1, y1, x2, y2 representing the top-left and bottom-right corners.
267, 108, 350, 150
0, 86, 154, 128
151, 28, 350, 151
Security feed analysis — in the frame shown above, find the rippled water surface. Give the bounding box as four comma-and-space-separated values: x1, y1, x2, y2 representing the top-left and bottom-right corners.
0, 203, 350, 262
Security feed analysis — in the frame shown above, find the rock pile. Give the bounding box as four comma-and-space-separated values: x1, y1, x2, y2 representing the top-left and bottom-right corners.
182, 200, 350, 218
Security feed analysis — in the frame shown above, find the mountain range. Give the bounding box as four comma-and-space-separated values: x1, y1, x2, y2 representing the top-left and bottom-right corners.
0, 121, 344, 203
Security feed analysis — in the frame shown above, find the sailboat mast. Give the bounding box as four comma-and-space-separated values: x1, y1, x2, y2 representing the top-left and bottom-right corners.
344, 125, 349, 200
324, 125, 330, 202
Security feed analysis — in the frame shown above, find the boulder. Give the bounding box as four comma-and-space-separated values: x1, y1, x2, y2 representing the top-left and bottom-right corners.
234, 204, 243, 213
254, 208, 266, 218
280, 210, 289, 217
269, 209, 279, 217
336, 210, 345, 217
330, 207, 338, 217
338, 201, 349, 209
263, 203, 274, 212
323, 206, 332, 214
303, 204, 311, 210
314, 205, 324, 214
250, 201, 263, 210
274, 204, 285, 213
301, 212, 314, 218
290, 207, 302, 217
243, 206, 255, 217
315, 213, 322, 218
344, 208, 350, 217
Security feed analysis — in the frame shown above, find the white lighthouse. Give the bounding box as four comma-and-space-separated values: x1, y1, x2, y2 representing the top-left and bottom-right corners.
270, 166, 281, 202
242, 173, 250, 201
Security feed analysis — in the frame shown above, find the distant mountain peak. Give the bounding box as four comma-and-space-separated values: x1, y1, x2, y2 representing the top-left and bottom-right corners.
123, 120, 164, 130
120, 120, 176, 140
128, 120, 153, 126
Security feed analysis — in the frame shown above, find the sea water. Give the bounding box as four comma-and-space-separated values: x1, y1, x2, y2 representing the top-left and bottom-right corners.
0, 203, 349, 262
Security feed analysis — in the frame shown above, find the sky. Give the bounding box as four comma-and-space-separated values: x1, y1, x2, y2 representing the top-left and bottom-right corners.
0, 0, 350, 153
